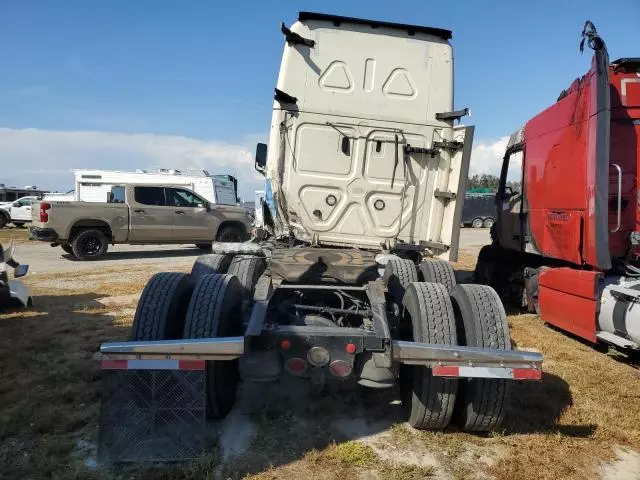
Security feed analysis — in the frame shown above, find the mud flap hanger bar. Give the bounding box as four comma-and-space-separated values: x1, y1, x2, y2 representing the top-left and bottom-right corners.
100, 338, 543, 378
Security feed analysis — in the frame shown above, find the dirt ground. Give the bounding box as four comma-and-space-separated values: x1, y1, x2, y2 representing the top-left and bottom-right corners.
1, 230, 639, 480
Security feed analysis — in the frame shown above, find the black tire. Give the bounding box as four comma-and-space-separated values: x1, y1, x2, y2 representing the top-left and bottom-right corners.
483, 217, 495, 229
450, 284, 511, 432
471, 218, 484, 228
227, 255, 266, 318
400, 282, 458, 429
216, 225, 245, 243
131, 272, 196, 341
383, 258, 419, 306
0, 213, 8, 229
191, 254, 233, 277
419, 259, 457, 293
13, 222, 25, 228
71, 229, 108, 260
183, 274, 244, 419
61, 244, 74, 255
195, 243, 212, 250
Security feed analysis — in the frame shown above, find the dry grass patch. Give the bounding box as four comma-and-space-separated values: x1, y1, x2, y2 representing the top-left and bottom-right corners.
0, 226, 29, 244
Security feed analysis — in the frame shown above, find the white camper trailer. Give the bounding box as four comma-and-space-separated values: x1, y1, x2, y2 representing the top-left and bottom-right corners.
61, 169, 238, 205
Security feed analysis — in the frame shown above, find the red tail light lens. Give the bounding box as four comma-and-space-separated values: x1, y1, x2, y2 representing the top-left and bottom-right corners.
40, 202, 51, 223
285, 357, 307, 375
329, 360, 352, 378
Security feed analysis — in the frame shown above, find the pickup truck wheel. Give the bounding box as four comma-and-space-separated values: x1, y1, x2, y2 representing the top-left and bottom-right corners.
71, 229, 108, 260
191, 253, 233, 277
131, 272, 196, 341
61, 244, 74, 255
216, 225, 245, 243
0, 213, 8, 229
12, 222, 25, 228
383, 258, 418, 307
227, 255, 266, 319
183, 274, 244, 419
400, 282, 458, 429
450, 284, 510, 432
419, 259, 457, 293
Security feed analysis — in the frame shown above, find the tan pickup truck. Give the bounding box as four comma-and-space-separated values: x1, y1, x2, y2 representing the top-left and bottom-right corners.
29, 184, 251, 260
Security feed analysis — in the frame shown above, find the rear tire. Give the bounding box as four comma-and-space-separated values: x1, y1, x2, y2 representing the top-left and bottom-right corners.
227, 255, 266, 318
216, 225, 245, 243
471, 218, 484, 228
131, 272, 196, 341
400, 282, 458, 429
483, 217, 495, 229
13, 222, 25, 228
195, 243, 212, 250
183, 274, 244, 419
71, 229, 108, 260
450, 284, 510, 431
61, 244, 74, 255
191, 253, 233, 277
419, 259, 456, 293
383, 258, 419, 306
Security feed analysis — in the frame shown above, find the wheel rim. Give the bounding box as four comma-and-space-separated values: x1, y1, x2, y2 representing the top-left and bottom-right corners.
472, 219, 483, 228
484, 219, 494, 228
83, 236, 102, 256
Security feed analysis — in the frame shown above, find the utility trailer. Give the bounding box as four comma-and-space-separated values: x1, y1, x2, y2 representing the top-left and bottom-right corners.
99, 12, 543, 462
475, 22, 640, 352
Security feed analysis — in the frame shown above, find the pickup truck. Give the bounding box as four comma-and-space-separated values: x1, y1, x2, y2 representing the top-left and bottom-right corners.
29, 184, 251, 260
0, 196, 40, 228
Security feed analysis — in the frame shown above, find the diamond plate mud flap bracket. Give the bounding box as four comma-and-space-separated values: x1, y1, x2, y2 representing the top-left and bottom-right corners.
98, 359, 207, 463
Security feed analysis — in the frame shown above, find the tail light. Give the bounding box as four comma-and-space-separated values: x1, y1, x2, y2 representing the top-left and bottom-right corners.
40, 202, 51, 223
285, 357, 308, 375
329, 360, 352, 378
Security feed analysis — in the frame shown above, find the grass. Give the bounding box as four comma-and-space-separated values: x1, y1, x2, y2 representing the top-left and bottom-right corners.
0, 226, 30, 244
0, 249, 639, 479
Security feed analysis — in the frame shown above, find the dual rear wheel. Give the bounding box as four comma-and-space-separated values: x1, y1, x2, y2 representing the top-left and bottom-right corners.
131, 253, 266, 419
385, 257, 510, 432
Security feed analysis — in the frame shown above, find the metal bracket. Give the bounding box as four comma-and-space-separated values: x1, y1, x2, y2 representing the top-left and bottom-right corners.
281, 23, 315, 47
434, 189, 456, 200
274, 88, 298, 105
433, 140, 463, 151
435, 108, 469, 121
404, 145, 439, 157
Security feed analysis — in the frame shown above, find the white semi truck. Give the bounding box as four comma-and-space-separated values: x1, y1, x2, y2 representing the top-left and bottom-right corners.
99, 12, 542, 460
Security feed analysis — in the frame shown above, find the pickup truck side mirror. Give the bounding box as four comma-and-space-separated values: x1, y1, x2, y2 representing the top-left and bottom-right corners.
203, 201, 211, 212
255, 143, 267, 175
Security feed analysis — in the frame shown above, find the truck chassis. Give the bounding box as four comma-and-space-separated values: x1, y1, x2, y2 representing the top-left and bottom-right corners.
100, 242, 542, 454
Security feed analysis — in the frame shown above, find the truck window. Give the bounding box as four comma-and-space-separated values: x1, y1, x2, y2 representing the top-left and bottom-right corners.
500, 150, 523, 198
166, 187, 204, 207
134, 187, 166, 206
108, 186, 125, 204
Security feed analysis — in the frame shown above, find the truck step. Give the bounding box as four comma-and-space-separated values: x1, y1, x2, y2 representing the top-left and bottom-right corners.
596, 331, 640, 350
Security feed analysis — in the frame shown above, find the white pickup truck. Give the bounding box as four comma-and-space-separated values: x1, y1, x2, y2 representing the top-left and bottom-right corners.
0, 196, 40, 228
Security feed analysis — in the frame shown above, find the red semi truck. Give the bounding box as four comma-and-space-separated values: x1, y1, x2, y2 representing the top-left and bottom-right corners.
475, 23, 640, 351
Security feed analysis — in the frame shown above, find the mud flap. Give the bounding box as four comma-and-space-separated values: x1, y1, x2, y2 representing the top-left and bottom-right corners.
98, 366, 206, 463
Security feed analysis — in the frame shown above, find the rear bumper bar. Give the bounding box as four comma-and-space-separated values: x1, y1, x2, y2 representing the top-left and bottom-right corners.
100, 337, 543, 379
29, 227, 58, 242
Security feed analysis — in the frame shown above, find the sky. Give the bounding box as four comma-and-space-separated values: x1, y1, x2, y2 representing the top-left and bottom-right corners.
1, 0, 638, 199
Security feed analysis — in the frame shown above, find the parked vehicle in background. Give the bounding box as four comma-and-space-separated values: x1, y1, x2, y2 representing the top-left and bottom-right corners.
0, 195, 45, 228
474, 23, 640, 351
0, 185, 47, 203
62, 169, 238, 205
461, 192, 496, 228
29, 184, 251, 260
0, 242, 31, 309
